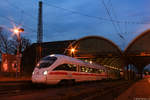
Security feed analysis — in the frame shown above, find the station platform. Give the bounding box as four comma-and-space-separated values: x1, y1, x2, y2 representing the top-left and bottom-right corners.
117, 78, 150, 100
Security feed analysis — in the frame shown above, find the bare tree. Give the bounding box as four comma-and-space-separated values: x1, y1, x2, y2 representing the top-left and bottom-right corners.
0, 27, 31, 54
0, 27, 13, 54
11, 35, 31, 54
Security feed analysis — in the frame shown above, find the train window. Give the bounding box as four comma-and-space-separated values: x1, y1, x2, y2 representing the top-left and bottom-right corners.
41, 56, 57, 62
53, 64, 77, 71
102, 69, 106, 72
91, 68, 98, 73
93, 69, 99, 73
36, 61, 52, 69
80, 66, 86, 72
68, 64, 77, 71
80, 66, 92, 73
85, 68, 89, 72
36, 57, 57, 69
88, 68, 93, 73
97, 69, 102, 73
80, 66, 105, 73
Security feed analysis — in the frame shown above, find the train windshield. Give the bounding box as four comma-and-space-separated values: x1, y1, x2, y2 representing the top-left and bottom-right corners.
36, 56, 57, 68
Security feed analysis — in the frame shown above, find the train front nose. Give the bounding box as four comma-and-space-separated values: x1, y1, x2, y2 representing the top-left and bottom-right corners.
32, 69, 47, 83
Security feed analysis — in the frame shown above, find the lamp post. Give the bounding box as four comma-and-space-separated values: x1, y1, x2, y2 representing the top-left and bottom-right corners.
13, 28, 24, 78
13, 28, 24, 54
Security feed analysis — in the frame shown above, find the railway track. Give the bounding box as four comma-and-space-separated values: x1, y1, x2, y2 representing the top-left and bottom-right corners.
0, 81, 33, 97
0, 80, 135, 100
61, 80, 135, 100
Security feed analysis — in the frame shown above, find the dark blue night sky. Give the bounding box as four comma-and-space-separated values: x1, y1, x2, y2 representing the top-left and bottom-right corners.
0, 0, 150, 50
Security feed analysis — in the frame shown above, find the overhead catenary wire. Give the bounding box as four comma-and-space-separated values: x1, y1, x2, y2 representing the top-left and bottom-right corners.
101, 0, 125, 40
5, 0, 38, 23
4, 0, 63, 35
44, 2, 109, 21
0, 0, 37, 34
5, 0, 64, 26
5, 0, 150, 28
107, 0, 123, 35
43, 0, 146, 36
0, 0, 148, 38
44, 1, 150, 25
0, 15, 37, 33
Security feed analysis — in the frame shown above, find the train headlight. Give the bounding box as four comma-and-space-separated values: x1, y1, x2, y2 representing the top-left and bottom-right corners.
43, 70, 48, 75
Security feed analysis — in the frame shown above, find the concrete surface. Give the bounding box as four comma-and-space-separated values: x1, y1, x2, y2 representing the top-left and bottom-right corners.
117, 78, 150, 100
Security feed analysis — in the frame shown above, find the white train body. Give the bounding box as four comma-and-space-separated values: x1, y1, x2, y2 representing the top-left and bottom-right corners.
32, 54, 118, 84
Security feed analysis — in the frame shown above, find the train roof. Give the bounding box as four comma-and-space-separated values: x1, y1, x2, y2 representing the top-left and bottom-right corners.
49, 54, 106, 70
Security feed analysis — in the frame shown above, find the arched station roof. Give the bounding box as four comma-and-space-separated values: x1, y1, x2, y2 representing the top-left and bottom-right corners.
125, 29, 150, 55
124, 30, 150, 70
65, 36, 124, 69
67, 36, 122, 57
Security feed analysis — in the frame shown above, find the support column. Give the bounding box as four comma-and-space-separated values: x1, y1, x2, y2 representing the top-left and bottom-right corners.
122, 66, 125, 80
132, 65, 136, 80
131, 65, 134, 80
139, 64, 143, 79
127, 65, 129, 80
137, 64, 143, 80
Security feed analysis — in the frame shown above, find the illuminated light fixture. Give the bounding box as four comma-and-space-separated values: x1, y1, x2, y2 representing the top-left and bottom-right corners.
13, 28, 19, 34
11, 26, 24, 39
89, 61, 92, 64
50, 54, 55, 57
13, 27, 24, 34
71, 48, 75, 53
43, 70, 48, 75
69, 47, 76, 57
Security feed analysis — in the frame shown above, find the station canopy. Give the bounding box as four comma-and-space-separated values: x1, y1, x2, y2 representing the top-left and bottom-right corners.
124, 30, 150, 70
65, 36, 124, 70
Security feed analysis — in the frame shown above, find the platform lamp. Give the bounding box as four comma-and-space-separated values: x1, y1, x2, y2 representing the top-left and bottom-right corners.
70, 48, 75, 57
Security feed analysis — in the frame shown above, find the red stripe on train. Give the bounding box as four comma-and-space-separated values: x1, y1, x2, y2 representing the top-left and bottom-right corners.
49, 72, 68, 75
72, 73, 107, 76
49, 71, 107, 76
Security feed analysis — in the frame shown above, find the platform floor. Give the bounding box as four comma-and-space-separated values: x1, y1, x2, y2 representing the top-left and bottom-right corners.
117, 78, 150, 100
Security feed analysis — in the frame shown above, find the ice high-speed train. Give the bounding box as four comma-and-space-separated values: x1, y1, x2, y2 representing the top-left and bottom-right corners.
32, 54, 120, 84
